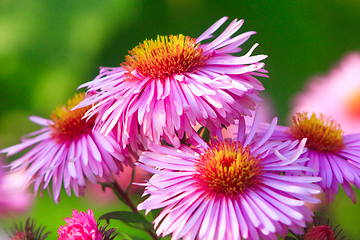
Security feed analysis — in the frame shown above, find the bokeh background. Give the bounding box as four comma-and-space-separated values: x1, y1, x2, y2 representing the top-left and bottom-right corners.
1, 0, 360, 239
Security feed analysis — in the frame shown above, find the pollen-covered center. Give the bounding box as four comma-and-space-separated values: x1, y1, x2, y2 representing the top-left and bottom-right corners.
290, 112, 344, 153
50, 93, 95, 143
122, 34, 208, 81
193, 142, 263, 198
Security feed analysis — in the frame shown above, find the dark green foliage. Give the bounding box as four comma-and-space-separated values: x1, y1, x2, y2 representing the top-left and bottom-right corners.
99, 211, 153, 230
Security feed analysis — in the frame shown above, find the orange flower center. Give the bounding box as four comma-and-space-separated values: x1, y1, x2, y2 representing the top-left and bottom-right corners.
121, 34, 209, 81
346, 89, 360, 119
304, 225, 335, 240
50, 93, 95, 143
194, 142, 263, 198
290, 112, 344, 153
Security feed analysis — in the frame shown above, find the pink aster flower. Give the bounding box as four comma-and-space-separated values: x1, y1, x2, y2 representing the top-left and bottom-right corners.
58, 209, 117, 240
1, 93, 132, 204
76, 17, 267, 150
292, 52, 360, 134
259, 112, 360, 204
137, 109, 322, 240
0, 162, 32, 216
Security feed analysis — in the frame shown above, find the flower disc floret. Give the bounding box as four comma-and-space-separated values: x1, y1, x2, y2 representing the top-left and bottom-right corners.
290, 112, 344, 153
194, 142, 263, 198
122, 34, 208, 81
50, 93, 95, 143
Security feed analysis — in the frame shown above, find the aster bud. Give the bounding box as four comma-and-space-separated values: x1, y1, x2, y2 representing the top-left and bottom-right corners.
287, 214, 346, 240
7, 218, 50, 240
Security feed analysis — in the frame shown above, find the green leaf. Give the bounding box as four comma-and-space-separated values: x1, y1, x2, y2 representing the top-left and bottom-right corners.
201, 127, 210, 142
221, 124, 228, 130
151, 208, 162, 220
118, 231, 148, 240
99, 211, 153, 229
196, 126, 204, 135
127, 234, 148, 240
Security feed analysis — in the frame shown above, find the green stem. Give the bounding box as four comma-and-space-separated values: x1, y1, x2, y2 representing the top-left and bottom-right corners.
111, 180, 159, 240
126, 165, 136, 193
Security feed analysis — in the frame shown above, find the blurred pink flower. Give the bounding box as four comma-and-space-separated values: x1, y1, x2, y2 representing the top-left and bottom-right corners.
137, 109, 322, 240
76, 17, 267, 150
1, 93, 132, 204
58, 209, 103, 240
292, 52, 360, 134
0, 164, 32, 216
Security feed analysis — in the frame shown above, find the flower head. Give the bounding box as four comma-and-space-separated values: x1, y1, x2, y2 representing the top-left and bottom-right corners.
260, 111, 360, 204
1, 93, 132, 203
292, 52, 360, 134
76, 17, 267, 150
58, 209, 117, 240
137, 109, 321, 240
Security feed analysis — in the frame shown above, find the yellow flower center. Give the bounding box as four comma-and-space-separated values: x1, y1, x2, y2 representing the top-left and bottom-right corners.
194, 142, 263, 198
50, 93, 95, 143
290, 112, 344, 153
121, 34, 209, 81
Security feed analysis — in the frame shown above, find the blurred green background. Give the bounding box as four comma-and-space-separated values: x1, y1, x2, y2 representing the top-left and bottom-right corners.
1, 0, 360, 239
